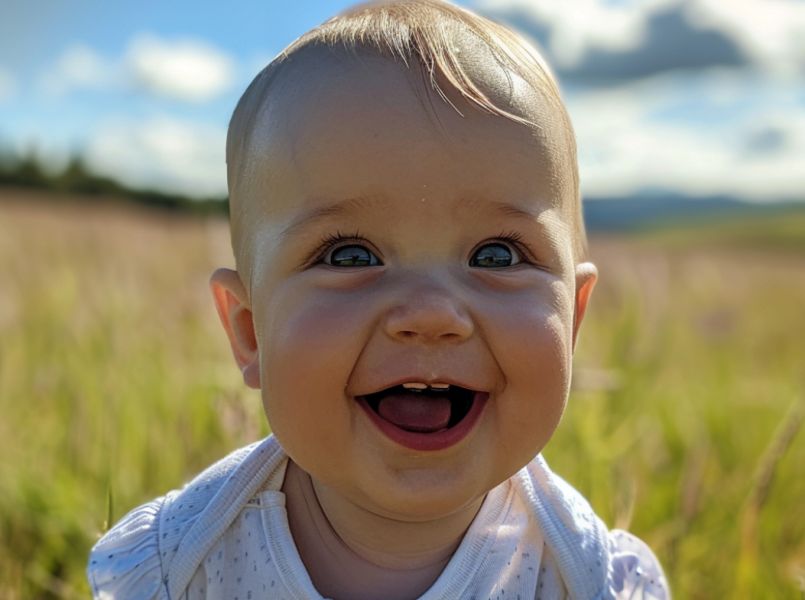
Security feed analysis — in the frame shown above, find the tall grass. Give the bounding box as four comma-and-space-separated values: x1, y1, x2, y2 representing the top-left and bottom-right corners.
1, 191, 803, 598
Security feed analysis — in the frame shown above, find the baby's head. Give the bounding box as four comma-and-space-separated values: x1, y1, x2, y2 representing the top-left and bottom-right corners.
211, 0, 596, 521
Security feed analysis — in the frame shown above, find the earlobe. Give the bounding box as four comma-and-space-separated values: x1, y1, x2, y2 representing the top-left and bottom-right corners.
572, 262, 597, 350
209, 268, 261, 389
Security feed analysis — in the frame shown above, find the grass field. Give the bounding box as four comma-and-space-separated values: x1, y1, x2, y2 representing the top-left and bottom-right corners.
1, 189, 803, 598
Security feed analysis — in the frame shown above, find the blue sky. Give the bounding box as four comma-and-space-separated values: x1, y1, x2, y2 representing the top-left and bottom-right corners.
1, 0, 803, 201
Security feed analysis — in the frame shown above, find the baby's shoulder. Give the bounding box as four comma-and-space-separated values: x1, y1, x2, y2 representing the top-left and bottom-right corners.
515, 457, 669, 599
87, 436, 285, 599
87, 495, 168, 599
608, 529, 669, 599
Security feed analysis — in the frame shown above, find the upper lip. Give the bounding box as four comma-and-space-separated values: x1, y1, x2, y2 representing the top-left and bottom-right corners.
352, 376, 489, 397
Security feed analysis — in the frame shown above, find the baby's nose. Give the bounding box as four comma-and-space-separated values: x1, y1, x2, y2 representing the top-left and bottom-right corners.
383, 287, 474, 343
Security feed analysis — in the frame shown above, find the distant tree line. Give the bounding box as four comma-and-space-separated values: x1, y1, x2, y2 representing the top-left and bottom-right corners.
0, 149, 228, 216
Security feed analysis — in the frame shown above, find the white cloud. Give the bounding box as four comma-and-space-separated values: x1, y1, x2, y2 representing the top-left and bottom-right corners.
569, 72, 805, 200
689, 0, 805, 77
474, 0, 676, 68
38, 44, 119, 97
38, 34, 235, 103
475, 0, 805, 78
126, 34, 235, 102
0, 66, 17, 102
85, 116, 227, 198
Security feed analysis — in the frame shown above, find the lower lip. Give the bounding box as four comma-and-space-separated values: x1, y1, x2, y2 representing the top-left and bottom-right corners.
357, 392, 489, 452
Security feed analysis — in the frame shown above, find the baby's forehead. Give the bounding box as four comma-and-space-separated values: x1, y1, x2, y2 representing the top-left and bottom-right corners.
269, 40, 563, 144
238, 42, 574, 199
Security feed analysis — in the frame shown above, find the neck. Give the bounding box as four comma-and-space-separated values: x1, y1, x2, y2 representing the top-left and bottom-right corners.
311, 474, 482, 570
282, 460, 484, 600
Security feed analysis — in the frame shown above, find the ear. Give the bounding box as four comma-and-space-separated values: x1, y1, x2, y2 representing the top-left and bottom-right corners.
572, 262, 598, 350
209, 268, 260, 389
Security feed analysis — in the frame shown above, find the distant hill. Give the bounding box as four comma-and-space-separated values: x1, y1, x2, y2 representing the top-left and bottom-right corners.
583, 193, 805, 232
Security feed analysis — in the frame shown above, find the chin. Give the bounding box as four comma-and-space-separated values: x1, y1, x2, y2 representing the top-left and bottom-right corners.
360, 466, 497, 522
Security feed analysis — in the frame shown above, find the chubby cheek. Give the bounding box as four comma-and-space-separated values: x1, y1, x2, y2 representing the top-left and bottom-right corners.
252, 280, 374, 464
481, 281, 574, 461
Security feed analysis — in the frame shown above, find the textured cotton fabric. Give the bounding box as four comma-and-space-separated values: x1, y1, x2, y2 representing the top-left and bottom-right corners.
88, 436, 668, 599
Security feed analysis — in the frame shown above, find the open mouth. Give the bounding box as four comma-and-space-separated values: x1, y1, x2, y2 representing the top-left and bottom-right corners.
362, 384, 475, 432
357, 383, 488, 451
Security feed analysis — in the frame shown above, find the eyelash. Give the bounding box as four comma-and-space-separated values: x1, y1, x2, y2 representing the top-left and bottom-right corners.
305, 230, 534, 266
477, 231, 535, 266
306, 230, 369, 266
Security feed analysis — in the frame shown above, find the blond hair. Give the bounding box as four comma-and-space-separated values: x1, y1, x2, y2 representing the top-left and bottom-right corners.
227, 0, 587, 263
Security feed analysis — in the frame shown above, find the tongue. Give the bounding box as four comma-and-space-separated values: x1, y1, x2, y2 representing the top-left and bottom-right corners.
377, 393, 452, 433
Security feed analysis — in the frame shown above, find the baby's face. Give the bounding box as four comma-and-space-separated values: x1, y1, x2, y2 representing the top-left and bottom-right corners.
232, 47, 594, 521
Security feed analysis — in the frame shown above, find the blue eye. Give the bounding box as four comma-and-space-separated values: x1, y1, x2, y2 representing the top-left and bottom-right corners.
326, 244, 382, 267
470, 243, 521, 268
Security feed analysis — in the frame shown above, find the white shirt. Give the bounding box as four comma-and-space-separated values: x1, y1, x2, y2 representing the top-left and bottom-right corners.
88, 436, 669, 599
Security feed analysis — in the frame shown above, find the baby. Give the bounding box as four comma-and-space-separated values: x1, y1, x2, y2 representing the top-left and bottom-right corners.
88, 1, 668, 598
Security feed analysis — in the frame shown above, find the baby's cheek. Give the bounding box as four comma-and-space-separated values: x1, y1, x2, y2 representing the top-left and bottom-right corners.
483, 281, 573, 356
487, 295, 572, 450
256, 287, 372, 468
512, 306, 572, 391
258, 284, 375, 407
262, 296, 357, 384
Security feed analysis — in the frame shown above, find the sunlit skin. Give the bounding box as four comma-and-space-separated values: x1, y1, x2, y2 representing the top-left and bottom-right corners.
211, 43, 596, 599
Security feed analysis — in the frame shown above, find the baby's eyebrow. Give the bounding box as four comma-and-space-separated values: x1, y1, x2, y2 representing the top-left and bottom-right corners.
487, 201, 543, 221
280, 195, 384, 238
460, 198, 549, 225
280, 196, 546, 239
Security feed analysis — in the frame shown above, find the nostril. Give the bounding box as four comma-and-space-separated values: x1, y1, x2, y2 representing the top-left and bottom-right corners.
384, 293, 474, 342
393, 329, 466, 342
